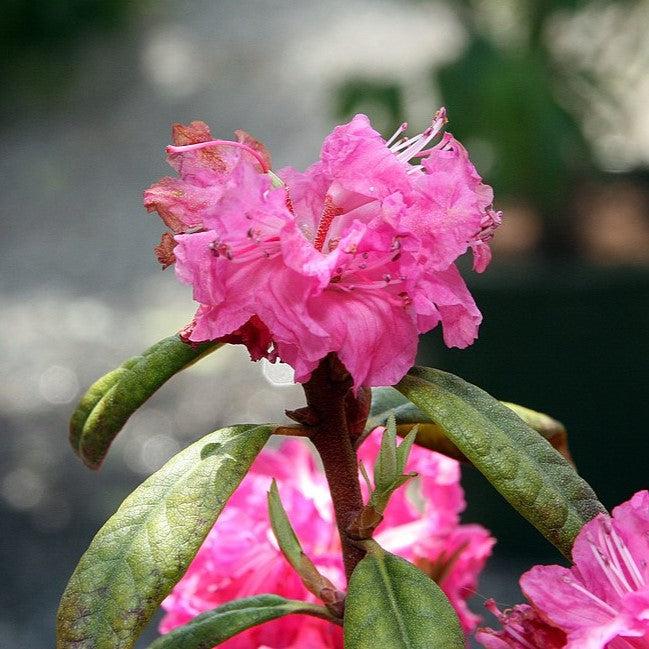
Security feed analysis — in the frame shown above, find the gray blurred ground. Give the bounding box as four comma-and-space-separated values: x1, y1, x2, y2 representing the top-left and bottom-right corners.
2, 1, 643, 647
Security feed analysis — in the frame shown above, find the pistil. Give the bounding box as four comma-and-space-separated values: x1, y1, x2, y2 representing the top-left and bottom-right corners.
313, 196, 344, 252
166, 139, 271, 173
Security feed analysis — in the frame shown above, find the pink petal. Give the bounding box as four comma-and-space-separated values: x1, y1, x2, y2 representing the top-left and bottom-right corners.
414, 265, 482, 348
520, 564, 615, 633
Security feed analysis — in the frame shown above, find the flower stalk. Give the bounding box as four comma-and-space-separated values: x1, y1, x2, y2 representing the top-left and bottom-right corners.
291, 353, 367, 581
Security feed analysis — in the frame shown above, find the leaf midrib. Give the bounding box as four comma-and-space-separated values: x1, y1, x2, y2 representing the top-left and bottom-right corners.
60, 426, 266, 644
373, 556, 415, 649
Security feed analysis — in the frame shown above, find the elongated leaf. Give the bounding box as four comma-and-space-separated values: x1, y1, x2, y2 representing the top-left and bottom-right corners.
501, 401, 572, 462
367, 387, 573, 463
267, 481, 340, 603
70, 335, 221, 468
147, 595, 334, 649
57, 424, 273, 649
344, 546, 463, 649
397, 368, 605, 557
267, 480, 305, 571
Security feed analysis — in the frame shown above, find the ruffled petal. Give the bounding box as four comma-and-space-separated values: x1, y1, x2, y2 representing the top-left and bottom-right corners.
414, 265, 482, 348
319, 113, 410, 199
144, 176, 222, 231
146, 112, 500, 388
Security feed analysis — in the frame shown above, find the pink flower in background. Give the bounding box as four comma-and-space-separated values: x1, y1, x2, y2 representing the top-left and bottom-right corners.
476, 601, 567, 649
476, 491, 649, 649
160, 428, 494, 648
145, 113, 501, 389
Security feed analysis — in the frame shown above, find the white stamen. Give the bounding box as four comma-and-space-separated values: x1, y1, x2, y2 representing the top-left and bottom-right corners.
389, 131, 426, 153
385, 122, 408, 148
218, 237, 281, 264
407, 164, 424, 175
353, 279, 403, 289
393, 108, 448, 163
396, 129, 433, 161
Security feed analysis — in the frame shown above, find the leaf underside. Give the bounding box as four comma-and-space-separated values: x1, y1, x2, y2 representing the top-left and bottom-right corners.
56, 424, 273, 649
344, 550, 464, 649
396, 367, 605, 557
69, 335, 221, 469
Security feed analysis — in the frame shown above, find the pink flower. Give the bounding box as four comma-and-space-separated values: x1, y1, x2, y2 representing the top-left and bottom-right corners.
477, 491, 649, 649
160, 429, 494, 648
145, 113, 500, 389
475, 601, 567, 649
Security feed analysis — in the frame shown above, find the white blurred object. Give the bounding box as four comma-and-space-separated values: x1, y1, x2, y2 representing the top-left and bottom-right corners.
39, 365, 79, 405
262, 358, 295, 386
2, 468, 45, 511
141, 26, 202, 98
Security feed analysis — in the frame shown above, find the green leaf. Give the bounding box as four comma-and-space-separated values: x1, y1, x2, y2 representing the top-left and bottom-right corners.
267, 480, 305, 570
368, 418, 417, 516
70, 335, 221, 469
396, 367, 605, 557
267, 481, 341, 606
146, 595, 335, 649
56, 424, 273, 649
395, 426, 417, 475
344, 545, 463, 649
367, 387, 573, 464
374, 419, 398, 490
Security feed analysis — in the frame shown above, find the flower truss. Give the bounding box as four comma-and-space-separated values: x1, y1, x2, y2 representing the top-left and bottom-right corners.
145, 112, 501, 389
477, 490, 649, 649
160, 428, 494, 648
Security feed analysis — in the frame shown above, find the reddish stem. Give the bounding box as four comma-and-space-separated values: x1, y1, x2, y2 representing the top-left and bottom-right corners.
299, 355, 366, 581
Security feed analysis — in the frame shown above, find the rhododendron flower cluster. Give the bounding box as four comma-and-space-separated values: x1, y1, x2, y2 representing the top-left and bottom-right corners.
145, 111, 501, 389
160, 428, 494, 648
477, 490, 649, 649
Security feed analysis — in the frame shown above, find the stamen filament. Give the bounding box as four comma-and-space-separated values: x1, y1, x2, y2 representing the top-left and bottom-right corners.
601, 528, 635, 593
390, 131, 426, 153
611, 527, 646, 588
385, 122, 408, 147
590, 543, 627, 597
407, 164, 424, 174
504, 627, 537, 649
395, 108, 447, 163
564, 576, 619, 616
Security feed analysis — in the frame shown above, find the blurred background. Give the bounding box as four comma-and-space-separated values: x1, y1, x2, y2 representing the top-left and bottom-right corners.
2, 0, 649, 646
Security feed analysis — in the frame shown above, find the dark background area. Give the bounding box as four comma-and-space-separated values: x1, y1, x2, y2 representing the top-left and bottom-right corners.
2, 1, 649, 647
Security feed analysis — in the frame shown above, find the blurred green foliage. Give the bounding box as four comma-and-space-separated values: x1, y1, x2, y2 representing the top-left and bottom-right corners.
335, 80, 404, 136
1, 0, 141, 107
333, 0, 626, 220
436, 37, 591, 216
3, 0, 133, 49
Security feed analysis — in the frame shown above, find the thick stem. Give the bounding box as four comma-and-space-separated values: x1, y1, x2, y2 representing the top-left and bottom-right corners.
300, 355, 366, 581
